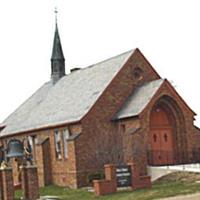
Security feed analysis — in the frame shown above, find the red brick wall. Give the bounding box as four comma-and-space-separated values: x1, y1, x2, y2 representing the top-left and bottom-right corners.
0, 125, 80, 188
93, 163, 151, 196
1, 168, 14, 200
72, 49, 198, 186
38, 128, 79, 188
21, 166, 39, 200
75, 49, 161, 186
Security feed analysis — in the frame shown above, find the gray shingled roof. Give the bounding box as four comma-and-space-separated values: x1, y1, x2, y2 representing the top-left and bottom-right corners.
115, 79, 164, 120
1, 50, 134, 137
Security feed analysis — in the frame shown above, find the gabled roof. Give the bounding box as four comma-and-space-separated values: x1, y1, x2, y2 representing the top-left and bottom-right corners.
1, 49, 134, 137
115, 79, 164, 120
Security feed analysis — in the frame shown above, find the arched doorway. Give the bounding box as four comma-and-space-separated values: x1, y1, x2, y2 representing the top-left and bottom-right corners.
149, 105, 175, 165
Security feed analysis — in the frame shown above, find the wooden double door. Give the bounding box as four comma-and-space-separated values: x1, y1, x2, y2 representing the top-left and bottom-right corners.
149, 105, 175, 165
150, 128, 174, 165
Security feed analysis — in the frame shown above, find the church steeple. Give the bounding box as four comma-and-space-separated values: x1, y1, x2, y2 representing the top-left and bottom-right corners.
51, 9, 65, 84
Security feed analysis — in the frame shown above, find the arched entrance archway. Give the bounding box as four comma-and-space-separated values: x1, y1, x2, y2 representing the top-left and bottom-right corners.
149, 104, 175, 165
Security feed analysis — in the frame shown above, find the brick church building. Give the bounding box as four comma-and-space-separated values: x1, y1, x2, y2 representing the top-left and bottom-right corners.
0, 23, 200, 188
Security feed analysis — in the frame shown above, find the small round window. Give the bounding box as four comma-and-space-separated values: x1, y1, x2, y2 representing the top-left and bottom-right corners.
133, 67, 143, 81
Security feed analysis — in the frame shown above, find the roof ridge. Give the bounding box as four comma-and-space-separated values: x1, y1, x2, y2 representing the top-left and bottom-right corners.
67, 49, 135, 74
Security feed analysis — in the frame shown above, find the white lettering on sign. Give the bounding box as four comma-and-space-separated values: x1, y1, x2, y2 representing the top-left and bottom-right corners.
116, 173, 131, 177
116, 168, 128, 172
118, 180, 127, 183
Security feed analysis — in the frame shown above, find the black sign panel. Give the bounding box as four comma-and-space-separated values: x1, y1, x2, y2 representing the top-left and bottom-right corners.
116, 165, 132, 187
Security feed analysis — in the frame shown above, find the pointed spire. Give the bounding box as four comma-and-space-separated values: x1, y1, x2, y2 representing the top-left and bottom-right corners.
51, 8, 65, 84
51, 8, 65, 61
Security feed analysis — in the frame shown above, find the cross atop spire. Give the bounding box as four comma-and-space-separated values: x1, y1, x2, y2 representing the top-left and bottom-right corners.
55, 7, 58, 24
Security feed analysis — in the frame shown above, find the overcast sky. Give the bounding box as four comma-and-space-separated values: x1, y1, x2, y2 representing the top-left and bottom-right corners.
0, 0, 200, 126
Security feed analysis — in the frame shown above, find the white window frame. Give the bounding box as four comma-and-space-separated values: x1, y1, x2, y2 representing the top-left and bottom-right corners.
54, 130, 62, 159
63, 129, 70, 159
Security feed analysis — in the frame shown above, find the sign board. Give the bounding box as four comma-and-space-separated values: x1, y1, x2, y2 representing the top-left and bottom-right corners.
116, 165, 132, 187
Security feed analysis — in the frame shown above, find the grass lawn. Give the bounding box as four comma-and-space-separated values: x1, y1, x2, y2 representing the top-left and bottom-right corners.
15, 172, 200, 200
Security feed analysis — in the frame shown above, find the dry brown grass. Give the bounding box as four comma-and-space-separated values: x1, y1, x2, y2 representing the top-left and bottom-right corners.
155, 171, 200, 183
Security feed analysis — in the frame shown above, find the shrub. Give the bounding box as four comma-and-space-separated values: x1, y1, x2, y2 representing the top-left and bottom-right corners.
87, 171, 105, 185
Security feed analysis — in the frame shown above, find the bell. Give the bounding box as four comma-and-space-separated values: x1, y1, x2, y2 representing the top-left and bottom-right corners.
6, 139, 24, 158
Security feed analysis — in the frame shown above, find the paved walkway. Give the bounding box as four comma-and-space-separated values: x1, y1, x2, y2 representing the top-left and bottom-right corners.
159, 193, 200, 200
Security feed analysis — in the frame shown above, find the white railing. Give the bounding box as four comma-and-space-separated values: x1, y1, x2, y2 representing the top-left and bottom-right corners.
158, 163, 200, 172
148, 163, 200, 181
